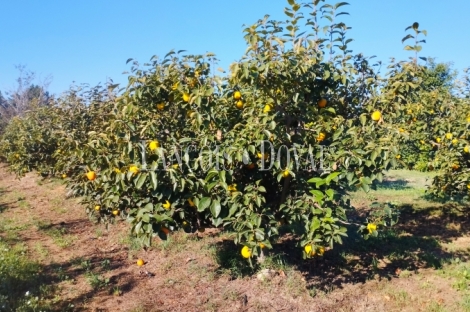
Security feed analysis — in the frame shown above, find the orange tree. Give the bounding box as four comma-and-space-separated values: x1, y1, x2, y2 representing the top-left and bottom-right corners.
58, 0, 403, 263
0, 84, 114, 182
380, 23, 470, 198
424, 92, 470, 199
383, 23, 460, 171
0, 0, 406, 263
0, 103, 62, 177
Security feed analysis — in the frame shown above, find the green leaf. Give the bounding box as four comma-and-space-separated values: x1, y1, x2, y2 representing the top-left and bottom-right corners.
210, 199, 221, 218
401, 34, 414, 43
325, 189, 334, 200
135, 172, 147, 189
360, 114, 366, 126
325, 172, 340, 184
228, 203, 239, 218
361, 183, 370, 192
198, 197, 211, 212
334, 2, 350, 9
307, 177, 323, 184
310, 217, 321, 232
310, 190, 324, 202
150, 171, 157, 190
219, 170, 226, 183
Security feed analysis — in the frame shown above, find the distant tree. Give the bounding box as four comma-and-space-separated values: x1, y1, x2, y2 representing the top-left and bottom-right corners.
0, 65, 52, 133
0, 91, 7, 109
420, 58, 457, 92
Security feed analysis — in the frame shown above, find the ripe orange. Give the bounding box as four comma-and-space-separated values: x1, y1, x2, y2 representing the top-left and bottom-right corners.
94, 205, 101, 211
188, 198, 196, 207
236, 100, 244, 109
86, 171, 96, 181
246, 163, 255, 169
233, 91, 241, 100
62, 174, 67, 179
367, 223, 377, 233
112, 210, 119, 216
157, 103, 165, 110
136, 259, 145, 266
241, 246, 251, 258
163, 200, 171, 210
149, 140, 160, 151
317, 132, 326, 142
304, 244, 315, 256
263, 104, 273, 113
371, 111, 381, 121
318, 98, 327, 108
282, 169, 290, 178
129, 165, 139, 174
257, 152, 269, 160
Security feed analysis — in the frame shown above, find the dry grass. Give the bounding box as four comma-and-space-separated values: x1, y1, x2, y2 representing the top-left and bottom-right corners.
0, 167, 470, 311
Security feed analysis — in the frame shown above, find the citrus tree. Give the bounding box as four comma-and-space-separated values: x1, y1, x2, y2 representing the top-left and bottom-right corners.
57, 0, 402, 263
0, 0, 406, 263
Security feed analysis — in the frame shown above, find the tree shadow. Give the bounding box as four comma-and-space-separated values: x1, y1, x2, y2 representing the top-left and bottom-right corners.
0, 254, 139, 311
372, 178, 412, 190
0, 187, 14, 213
420, 192, 470, 205
0, 231, 138, 311
211, 202, 470, 293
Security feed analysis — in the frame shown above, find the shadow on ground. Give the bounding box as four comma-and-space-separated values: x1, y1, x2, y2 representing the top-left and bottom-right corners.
0, 252, 138, 311
212, 201, 470, 294
372, 178, 412, 191
0, 216, 137, 311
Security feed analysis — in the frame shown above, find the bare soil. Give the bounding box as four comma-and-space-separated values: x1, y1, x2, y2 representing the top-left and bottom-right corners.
0, 164, 469, 311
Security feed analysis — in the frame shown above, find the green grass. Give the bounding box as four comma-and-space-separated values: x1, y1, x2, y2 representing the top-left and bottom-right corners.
0, 240, 55, 311
350, 170, 436, 209
43, 227, 75, 248
34, 221, 75, 248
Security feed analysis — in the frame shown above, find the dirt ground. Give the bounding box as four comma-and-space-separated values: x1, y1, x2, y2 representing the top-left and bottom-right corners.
0, 164, 469, 311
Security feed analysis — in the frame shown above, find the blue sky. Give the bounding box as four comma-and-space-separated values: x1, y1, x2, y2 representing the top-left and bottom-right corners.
1, 1, 469, 96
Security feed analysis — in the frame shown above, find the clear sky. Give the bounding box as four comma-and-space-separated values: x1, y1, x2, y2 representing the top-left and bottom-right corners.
1, 1, 469, 96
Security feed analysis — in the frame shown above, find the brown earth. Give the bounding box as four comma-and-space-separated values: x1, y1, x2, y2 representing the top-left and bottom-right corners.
0, 164, 469, 311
